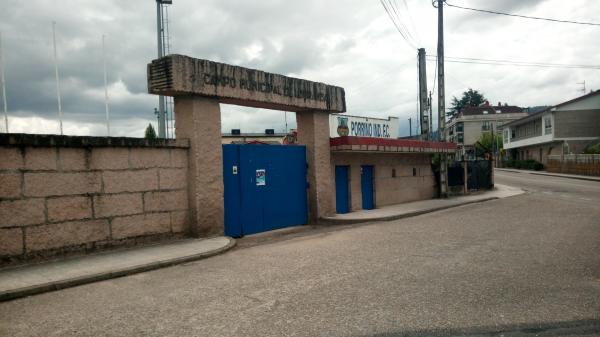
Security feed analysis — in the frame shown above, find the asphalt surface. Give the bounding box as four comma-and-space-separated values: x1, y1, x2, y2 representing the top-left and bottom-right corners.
1, 170, 599, 337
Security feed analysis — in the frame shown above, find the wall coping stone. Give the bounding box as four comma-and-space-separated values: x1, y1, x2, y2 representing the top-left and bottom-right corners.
0, 133, 190, 149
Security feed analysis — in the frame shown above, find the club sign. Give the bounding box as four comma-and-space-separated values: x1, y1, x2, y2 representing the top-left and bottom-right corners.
329, 114, 399, 139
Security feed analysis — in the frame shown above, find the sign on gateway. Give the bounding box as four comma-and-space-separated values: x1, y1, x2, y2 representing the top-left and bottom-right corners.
329, 114, 400, 139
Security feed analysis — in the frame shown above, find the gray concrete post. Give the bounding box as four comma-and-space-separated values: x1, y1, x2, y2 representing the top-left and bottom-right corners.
296, 111, 335, 222
174, 96, 224, 236
463, 160, 468, 194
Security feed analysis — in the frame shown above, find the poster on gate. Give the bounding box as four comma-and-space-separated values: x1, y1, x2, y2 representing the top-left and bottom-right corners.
256, 169, 266, 186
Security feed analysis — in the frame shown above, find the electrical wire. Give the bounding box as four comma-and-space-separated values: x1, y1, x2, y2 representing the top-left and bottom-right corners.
388, 0, 419, 47
445, 1, 600, 27
380, 0, 418, 49
400, 0, 422, 45
425, 55, 600, 70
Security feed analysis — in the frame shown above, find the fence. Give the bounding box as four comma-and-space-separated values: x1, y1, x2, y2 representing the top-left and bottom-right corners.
446, 160, 493, 192
546, 154, 600, 176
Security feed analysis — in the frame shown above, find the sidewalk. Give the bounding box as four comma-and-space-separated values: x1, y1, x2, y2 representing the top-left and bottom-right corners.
321, 184, 523, 225
0, 236, 235, 302
496, 168, 600, 182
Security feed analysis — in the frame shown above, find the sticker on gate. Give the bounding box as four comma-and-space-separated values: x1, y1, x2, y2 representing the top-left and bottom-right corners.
256, 169, 266, 186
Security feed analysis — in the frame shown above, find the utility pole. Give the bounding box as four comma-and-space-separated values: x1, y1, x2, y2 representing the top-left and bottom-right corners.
409, 118, 412, 137
428, 91, 433, 140
418, 48, 429, 139
52, 22, 63, 135
436, 0, 448, 197
0, 32, 8, 133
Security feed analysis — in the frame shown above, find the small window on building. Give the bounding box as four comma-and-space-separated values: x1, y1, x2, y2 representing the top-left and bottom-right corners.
391, 168, 396, 178
482, 121, 492, 131
482, 110, 488, 114
544, 116, 552, 135
457, 134, 464, 143
412, 168, 417, 176
495, 109, 501, 114
456, 122, 464, 132
503, 130, 509, 143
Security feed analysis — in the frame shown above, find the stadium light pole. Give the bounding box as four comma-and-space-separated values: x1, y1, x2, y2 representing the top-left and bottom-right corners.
155, 0, 172, 139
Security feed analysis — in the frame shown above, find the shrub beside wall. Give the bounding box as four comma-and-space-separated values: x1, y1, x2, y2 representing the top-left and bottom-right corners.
503, 159, 544, 171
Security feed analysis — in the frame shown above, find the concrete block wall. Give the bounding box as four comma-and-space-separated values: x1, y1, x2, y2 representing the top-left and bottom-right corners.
331, 152, 435, 211
0, 134, 190, 262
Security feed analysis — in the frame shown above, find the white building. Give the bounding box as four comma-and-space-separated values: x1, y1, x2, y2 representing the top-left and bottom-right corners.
446, 103, 527, 160
502, 91, 600, 164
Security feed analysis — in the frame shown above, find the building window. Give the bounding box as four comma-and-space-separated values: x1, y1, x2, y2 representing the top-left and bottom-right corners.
456, 122, 464, 132
482, 121, 492, 131
503, 130, 509, 143
457, 134, 464, 143
544, 116, 552, 135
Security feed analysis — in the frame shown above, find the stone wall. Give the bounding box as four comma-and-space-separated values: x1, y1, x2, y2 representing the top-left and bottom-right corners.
0, 134, 190, 262
331, 152, 435, 211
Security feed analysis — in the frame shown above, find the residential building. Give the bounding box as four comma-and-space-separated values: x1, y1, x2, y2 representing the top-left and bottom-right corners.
446, 102, 527, 160
502, 90, 600, 164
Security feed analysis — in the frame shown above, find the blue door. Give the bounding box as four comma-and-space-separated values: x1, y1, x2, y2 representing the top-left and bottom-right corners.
335, 166, 350, 214
223, 144, 308, 237
361, 165, 374, 210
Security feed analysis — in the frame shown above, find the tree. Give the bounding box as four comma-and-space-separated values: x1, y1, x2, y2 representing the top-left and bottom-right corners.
448, 88, 487, 118
474, 132, 502, 158
145, 123, 157, 139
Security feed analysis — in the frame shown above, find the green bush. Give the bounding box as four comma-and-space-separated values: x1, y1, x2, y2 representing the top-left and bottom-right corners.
504, 159, 544, 171
583, 143, 600, 154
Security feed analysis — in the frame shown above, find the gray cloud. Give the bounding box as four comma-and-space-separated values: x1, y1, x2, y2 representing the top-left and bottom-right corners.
0, 0, 598, 137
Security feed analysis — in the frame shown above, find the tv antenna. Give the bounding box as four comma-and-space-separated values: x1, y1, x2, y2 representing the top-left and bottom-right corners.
577, 80, 586, 94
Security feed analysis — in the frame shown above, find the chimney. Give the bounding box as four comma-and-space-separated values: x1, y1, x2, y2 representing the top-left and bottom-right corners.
498, 102, 501, 106
484, 100, 490, 106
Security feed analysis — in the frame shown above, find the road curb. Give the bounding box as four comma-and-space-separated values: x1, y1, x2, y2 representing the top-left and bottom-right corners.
497, 168, 600, 182
0, 237, 236, 302
528, 172, 600, 182
320, 197, 499, 225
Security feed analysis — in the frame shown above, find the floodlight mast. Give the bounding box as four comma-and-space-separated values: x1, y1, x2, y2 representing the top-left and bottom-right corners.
155, 0, 172, 138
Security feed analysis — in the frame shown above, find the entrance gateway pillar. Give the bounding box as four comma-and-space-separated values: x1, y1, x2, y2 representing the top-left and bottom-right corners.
148, 55, 346, 236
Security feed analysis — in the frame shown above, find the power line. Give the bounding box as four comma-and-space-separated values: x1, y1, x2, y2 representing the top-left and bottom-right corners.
388, 0, 419, 47
425, 55, 600, 70
380, 0, 417, 49
444, 1, 600, 27
400, 0, 421, 45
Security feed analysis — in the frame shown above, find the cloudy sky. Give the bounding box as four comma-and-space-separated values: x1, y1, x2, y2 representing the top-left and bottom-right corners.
0, 0, 598, 137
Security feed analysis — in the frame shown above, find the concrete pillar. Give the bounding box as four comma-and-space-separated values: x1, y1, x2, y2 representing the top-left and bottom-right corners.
463, 160, 468, 194
296, 111, 335, 221
174, 97, 224, 236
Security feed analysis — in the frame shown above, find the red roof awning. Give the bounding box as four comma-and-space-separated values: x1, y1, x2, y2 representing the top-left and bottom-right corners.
330, 136, 456, 153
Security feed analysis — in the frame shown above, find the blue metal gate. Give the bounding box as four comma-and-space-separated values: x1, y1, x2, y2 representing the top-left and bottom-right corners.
223, 144, 308, 237
361, 165, 374, 210
335, 166, 350, 214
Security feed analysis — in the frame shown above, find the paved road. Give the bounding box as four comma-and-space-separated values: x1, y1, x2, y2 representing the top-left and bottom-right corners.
1, 171, 599, 336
